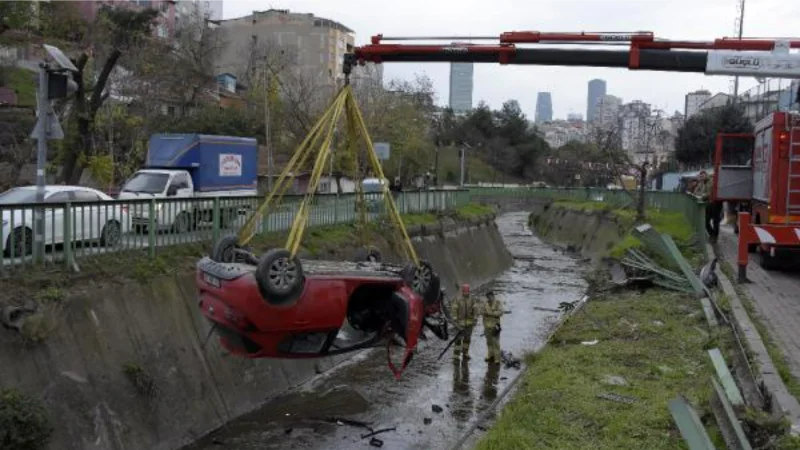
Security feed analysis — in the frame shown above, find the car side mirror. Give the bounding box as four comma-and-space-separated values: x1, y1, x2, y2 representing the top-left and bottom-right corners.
167, 185, 178, 196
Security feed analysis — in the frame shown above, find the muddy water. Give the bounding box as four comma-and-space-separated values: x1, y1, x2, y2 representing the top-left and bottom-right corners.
186, 212, 587, 450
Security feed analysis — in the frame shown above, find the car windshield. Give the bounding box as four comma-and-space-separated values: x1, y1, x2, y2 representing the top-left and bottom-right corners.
122, 173, 169, 194
0, 188, 40, 205
362, 182, 384, 193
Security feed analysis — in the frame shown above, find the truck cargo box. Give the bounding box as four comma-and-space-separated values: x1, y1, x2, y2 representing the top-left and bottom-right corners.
146, 134, 258, 192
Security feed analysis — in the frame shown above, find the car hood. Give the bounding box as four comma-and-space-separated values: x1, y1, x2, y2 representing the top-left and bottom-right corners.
117, 191, 159, 200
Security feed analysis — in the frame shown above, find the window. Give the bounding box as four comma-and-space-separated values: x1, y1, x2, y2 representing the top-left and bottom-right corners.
46, 192, 71, 203
171, 173, 191, 189
122, 172, 170, 194
73, 190, 101, 202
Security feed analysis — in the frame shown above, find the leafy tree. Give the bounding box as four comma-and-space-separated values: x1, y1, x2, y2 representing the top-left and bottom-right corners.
675, 104, 753, 167
58, 6, 159, 184
0, 2, 35, 33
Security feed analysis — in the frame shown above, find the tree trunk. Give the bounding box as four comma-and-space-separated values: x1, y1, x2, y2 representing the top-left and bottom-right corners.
636, 164, 648, 222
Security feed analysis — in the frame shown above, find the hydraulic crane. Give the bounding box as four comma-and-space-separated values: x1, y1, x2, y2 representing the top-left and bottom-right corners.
343, 31, 800, 281
344, 31, 800, 79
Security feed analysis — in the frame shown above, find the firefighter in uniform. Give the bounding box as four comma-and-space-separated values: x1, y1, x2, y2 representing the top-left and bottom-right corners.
451, 284, 477, 360
482, 290, 504, 364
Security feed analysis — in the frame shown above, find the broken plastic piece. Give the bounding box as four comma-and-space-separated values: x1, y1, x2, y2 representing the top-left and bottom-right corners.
581, 339, 599, 346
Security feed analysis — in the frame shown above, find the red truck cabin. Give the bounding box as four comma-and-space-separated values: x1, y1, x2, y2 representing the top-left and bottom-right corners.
752, 112, 800, 224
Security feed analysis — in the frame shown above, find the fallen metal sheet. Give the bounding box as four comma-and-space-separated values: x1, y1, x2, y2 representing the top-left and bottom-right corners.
700, 298, 719, 328
708, 348, 744, 407
661, 235, 706, 295
668, 396, 718, 450
710, 377, 753, 450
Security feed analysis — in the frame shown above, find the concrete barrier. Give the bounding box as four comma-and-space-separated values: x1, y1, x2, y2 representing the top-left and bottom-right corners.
0, 216, 512, 450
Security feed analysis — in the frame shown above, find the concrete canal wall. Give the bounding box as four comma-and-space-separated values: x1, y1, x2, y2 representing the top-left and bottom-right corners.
528, 200, 626, 262
0, 214, 512, 450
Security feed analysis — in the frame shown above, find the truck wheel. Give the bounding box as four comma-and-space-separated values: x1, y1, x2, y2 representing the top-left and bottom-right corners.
355, 246, 382, 263
6, 227, 33, 258
256, 248, 305, 305
211, 235, 239, 263
402, 260, 441, 306
759, 249, 779, 271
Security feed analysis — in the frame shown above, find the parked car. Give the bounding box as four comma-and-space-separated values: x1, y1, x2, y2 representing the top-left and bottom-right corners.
0, 185, 130, 257
196, 238, 445, 378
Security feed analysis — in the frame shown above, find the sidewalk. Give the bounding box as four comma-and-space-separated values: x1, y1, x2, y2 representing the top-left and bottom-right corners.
716, 225, 800, 381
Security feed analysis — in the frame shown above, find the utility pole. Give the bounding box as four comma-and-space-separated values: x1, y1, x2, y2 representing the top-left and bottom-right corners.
732, 0, 746, 103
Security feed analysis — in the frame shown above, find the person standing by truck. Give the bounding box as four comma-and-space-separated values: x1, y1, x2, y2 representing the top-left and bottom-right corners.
693, 170, 723, 242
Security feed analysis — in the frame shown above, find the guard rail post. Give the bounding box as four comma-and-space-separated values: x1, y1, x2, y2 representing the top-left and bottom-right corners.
212, 197, 221, 246
63, 201, 73, 269
148, 199, 157, 259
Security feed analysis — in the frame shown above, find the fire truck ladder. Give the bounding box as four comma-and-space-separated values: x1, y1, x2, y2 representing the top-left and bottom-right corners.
788, 114, 800, 217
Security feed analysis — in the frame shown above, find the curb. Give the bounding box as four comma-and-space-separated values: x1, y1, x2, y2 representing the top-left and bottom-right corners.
712, 244, 800, 434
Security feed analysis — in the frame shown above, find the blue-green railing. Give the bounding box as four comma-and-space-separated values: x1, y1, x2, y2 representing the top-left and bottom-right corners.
0, 186, 707, 270
0, 190, 464, 270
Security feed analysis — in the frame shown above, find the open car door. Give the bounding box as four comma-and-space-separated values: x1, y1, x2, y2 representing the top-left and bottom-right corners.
713, 133, 755, 202
386, 287, 424, 379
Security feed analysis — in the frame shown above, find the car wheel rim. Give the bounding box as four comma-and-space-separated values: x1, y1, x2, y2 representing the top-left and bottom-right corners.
411, 265, 431, 294
268, 257, 297, 291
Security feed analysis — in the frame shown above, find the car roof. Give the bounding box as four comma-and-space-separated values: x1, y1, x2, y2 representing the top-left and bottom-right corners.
13, 185, 107, 195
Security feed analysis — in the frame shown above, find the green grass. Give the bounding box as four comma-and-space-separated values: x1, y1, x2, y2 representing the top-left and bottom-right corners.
477, 289, 725, 450
455, 203, 495, 218
548, 199, 698, 263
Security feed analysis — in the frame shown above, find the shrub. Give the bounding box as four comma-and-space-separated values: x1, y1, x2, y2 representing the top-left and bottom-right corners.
0, 389, 53, 450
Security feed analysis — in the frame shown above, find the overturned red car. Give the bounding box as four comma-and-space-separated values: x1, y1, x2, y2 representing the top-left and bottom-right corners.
196, 237, 446, 378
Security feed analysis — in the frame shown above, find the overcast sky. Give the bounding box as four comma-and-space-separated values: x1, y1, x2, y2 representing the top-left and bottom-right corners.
222, 0, 800, 120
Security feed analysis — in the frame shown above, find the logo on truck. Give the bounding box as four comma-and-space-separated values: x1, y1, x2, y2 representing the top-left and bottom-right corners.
723, 55, 761, 69
220, 154, 242, 177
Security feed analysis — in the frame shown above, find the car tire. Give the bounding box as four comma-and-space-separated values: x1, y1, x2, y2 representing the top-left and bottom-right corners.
100, 221, 122, 247
402, 260, 441, 306
211, 235, 240, 263
6, 227, 33, 258
355, 246, 382, 263
256, 248, 305, 305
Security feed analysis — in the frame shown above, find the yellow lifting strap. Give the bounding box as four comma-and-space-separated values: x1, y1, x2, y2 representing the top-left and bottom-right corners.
237, 84, 420, 266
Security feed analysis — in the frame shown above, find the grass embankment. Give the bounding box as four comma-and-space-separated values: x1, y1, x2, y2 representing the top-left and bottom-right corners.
478, 289, 727, 450
549, 199, 701, 264
5, 203, 495, 293
478, 200, 800, 450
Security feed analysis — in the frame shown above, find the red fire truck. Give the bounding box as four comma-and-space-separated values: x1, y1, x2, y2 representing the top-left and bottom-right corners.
715, 111, 800, 279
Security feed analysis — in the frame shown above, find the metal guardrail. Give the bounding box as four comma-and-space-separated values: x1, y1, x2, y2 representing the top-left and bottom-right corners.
0, 190, 463, 271
0, 186, 708, 271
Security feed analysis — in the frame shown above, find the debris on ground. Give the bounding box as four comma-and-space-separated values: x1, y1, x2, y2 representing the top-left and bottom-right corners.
500, 351, 522, 369
369, 437, 384, 447
699, 258, 718, 288
423, 418, 432, 425
581, 339, 599, 346
360, 427, 397, 439
597, 392, 638, 404
601, 375, 628, 386
431, 404, 443, 413
324, 418, 373, 432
